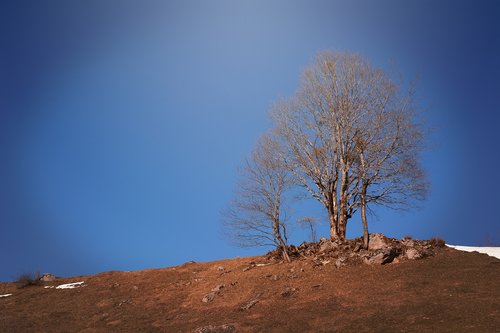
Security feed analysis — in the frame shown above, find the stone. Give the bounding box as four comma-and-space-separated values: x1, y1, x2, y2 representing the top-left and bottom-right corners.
353, 243, 362, 252
368, 233, 388, 251
402, 239, 415, 247
364, 248, 398, 265
195, 324, 236, 333
319, 241, 335, 253
40, 273, 56, 282
240, 298, 259, 311
202, 292, 216, 303
335, 257, 347, 268
364, 253, 385, 265
281, 287, 297, 298
406, 248, 421, 260
211, 284, 225, 292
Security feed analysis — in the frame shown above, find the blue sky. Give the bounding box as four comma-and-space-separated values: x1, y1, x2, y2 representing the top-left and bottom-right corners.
1, 0, 499, 281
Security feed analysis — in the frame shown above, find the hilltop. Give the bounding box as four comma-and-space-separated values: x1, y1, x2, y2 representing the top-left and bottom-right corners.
1, 239, 499, 332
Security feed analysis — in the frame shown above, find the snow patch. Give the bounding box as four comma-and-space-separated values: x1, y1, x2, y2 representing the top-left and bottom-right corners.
55, 281, 85, 289
0, 294, 12, 298
446, 245, 500, 259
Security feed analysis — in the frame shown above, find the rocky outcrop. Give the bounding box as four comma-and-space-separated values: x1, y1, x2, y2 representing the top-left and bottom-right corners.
266, 234, 445, 267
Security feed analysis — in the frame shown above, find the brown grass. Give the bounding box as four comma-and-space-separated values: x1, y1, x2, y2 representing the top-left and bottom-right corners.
1, 247, 499, 332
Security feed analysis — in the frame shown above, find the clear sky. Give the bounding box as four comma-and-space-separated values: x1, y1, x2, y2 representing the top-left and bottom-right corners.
1, 0, 499, 281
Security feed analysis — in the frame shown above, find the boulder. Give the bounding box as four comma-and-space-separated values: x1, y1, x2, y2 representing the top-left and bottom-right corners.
405, 248, 421, 260
318, 241, 336, 253
368, 233, 388, 251
40, 273, 56, 282
364, 248, 398, 265
364, 252, 385, 265
401, 238, 415, 247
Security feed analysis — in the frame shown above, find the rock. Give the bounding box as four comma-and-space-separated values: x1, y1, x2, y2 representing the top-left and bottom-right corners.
202, 292, 216, 303
406, 248, 421, 260
211, 284, 225, 292
319, 241, 335, 253
40, 273, 56, 282
195, 324, 236, 333
364, 248, 398, 265
281, 287, 297, 298
353, 243, 362, 252
240, 298, 259, 311
364, 252, 385, 265
368, 233, 388, 251
402, 238, 415, 247
335, 257, 347, 268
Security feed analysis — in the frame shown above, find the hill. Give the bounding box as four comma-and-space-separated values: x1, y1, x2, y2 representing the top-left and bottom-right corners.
1, 244, 499, 332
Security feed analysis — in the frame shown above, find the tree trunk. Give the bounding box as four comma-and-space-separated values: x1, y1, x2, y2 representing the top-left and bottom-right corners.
273, 216, 290, 262
328, 210, 340, 242
338, 169, 349, 242
361, 184, 369, 249
326, 192, 340, 241
279, 239, 291, 262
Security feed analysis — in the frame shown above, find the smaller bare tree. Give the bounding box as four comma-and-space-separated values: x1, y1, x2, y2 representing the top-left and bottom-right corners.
297, 216, 318, 243
352, 87, 428, 249
222, 135, 293, 262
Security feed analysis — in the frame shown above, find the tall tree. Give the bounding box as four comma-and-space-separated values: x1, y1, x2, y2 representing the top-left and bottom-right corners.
223, 135, 293, 262
272, 51, 427, 243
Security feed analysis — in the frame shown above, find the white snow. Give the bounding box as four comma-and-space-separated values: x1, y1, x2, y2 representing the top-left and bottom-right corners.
255, 263, 271, 267
0, 293, 12, 298
55, 281, 85, 289
446, 245, 500, 259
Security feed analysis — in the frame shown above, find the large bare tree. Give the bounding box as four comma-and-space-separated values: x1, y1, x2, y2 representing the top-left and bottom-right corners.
272, 51, 427, 243
223, 134, 292, 262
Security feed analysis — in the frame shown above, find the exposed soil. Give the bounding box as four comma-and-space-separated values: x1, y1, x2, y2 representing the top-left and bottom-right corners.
1, 246, 499, 332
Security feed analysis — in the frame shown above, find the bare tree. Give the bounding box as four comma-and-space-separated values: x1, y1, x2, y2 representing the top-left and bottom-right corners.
272, 51, 428, 243
353, 91, 428, 249
297, 216, 318, 243
223, 134, 293, 262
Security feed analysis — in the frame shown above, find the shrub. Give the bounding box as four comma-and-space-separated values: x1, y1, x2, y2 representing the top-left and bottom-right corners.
429, 237, 446, 248
16, 272, 43, 289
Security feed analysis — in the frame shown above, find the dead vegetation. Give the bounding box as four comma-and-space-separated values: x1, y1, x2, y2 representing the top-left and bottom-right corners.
15, 272, 43, 289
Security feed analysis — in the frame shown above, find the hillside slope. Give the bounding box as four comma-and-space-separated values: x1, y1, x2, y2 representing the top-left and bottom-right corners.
1, 247, 499, 332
